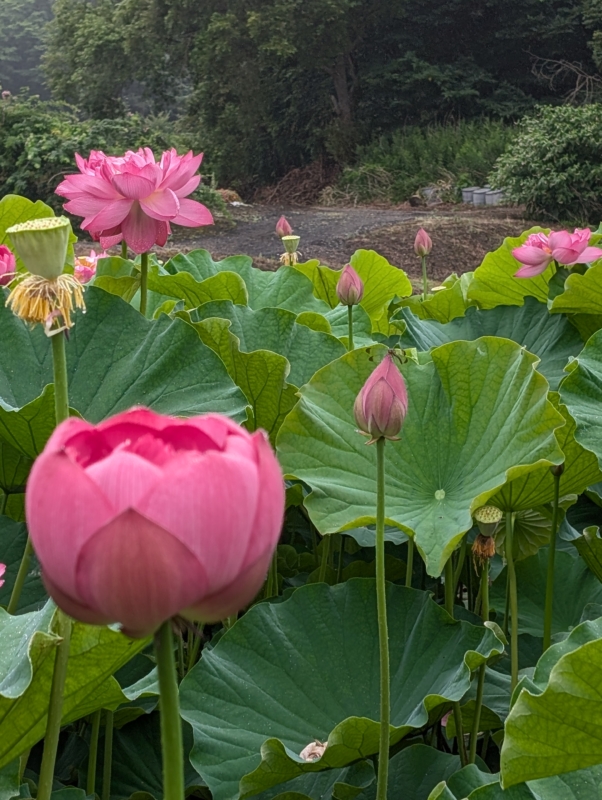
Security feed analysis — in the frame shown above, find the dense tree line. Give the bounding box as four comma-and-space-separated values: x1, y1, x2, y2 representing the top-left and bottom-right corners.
2, 0, 602, 189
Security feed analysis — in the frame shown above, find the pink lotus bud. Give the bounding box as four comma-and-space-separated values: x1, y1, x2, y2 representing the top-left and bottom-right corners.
336, 264, 364, 306
0, 245, 16, 286
414, 228, 432, 257
354, 353, 408, 443
1, 91, 11, 101
25, 408, 285, 637
276, 215, 293, 238
0, 564, 5, 588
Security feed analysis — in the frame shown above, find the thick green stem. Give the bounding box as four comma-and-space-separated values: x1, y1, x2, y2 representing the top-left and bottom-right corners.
506, 512, 519, 692
187, 628, 202, 674
155, 621, 185, 800
468, 559, 490, 764
140, 252, 149, 317
51, 332, 69, 425
347, 305, 354, 351
421, 256, 428, 301
102, 711, 114, 800
87, 710, 101, 796
543, 473, 561, 652
121, 240, 128, 260
7, 536, 33, 615
337, 535, 346, 583
311, 523, 319, 568
318, 535, 331, 583
0, 492, 6, 516
453, 538, 467, 599
37, 612, 73, 800
445, 557, 467, 766
375, 438, 390, 800
405, 538, 414, 588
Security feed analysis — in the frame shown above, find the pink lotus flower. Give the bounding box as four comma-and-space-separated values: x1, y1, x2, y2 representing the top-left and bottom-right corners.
56, 148, 214, 254
354, 353, 408, 444
74, 249, 109, 284
513, 229, 602, 277
276, 215, 293, 238
0, 245, 16, 286
414, 229, 432, 258
0, 564, 5, 588
26, 408, 285, 637
336, 264, 364, 306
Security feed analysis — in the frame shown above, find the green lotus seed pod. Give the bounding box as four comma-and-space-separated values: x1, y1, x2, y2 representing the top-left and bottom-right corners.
7, 217, 71, 280
282, 234, 300, 254
473, 505, 503, 537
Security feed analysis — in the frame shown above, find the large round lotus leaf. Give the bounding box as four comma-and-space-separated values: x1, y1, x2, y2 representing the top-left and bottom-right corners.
179, 580, 504, 800
276, 341, 564, 576
395, 297, 583, 391
550, 262, 602, 316
397, 272, 476, 325
559, 329, 602, 469
0, 286, 247, 425
431, 767, 602, 799
490, 549, 602, 638
0, 194, 75, 271
467, 229, 553, 309
428, 764, 497, 799
501, 636, 602, 787
490, 395, 601, 513
244, 760, 375, 800
0, 516, 45, 613
0, 601, 147, 769
165, 250, 330, 314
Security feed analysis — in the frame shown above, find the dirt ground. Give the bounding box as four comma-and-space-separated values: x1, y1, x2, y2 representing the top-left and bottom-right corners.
79, 203, 543, 284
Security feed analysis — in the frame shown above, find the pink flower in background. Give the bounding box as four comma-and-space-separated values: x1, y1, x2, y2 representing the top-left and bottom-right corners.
0, 245, 16, 286
26, 408, 285, 637
414, 228, 433, 257
0, 564, 5, 588
56, 148, 214, 254
354, 353, 408, 443
74, 250, 109, 284
513, 229, 602, 277
275, 215, 293, 238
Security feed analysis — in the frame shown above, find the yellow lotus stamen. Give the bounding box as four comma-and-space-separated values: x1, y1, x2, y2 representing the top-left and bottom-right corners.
6, 273, 85, 336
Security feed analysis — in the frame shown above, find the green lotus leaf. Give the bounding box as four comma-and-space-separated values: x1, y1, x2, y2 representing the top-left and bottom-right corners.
559, 329, 602, 469
0, 286, 247, 423
0, 441, 31, 495
428, 764, 497, 799
394, 298, 583, 391
180, 579, 505, 800
0, 759, 19, 800
0, 386, 61, 460
291, 259, 340, 308
501, 637, 602, 786
490, 396, 601, 513
549, 262, 602, 316
235, 760, 374, 800
276, 341, 564, 576
493, 508, 567, 563
396, 272, 476, 324
93, 256, 139, 303
0, 601, 147, 769
165, 250, 329, 314
147, 268, 248, 309
490, 549, 602, 638
297, 305, 374, 349
430, 767, 602, 799
467, 230, 553, 309
0, 516, 45, 613
573, 526, 602, 582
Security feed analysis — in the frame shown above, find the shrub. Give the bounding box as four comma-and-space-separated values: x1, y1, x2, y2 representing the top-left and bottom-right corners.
333, 120, 513, 203
490, 104, 602, 222
0, 93, 225, 217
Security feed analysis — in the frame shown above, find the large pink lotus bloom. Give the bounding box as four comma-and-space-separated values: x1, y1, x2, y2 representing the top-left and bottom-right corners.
56, 148, 214, 254
513, 229, 602, 277
354, 353, 408, 444
0, 245, 16, 286
74, 249, 109, 284
26, 408, 285, 637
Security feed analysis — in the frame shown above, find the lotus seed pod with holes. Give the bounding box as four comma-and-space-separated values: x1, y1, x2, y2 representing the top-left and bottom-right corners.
473, 505, 503, 538
7, 217, 71, 280
282, 234, 300, 254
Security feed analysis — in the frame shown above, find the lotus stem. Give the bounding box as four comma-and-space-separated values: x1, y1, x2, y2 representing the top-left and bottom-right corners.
155, 621, 185, 800
506, 512, 519, 691
37, 611, 73, 800
347, 305, 354, 351
121, 241, 128, 260
187, 627, 203, 674
405, 538, 414, 588
7, 535, 33, 615
102, 710, 114, 800
337, 534, 346, 583
453, 538, 467, 599
375, 437, 390, 800
468, 559, 489, 764
87, 710, 101, 796
543, 472, 562, 652
0, 492, 7, 516
421, 256, 428, 301
445, 556, 467, 766
318, 535, 331, 583
52, 331, 69, 425
140, 251, 149, 317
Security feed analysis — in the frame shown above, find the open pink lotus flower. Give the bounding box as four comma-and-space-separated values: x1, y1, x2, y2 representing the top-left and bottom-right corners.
26, 408, 285, 637
354, 353, 408, 444
74, 249, 109, 284
512, 229, 602, 277
0, 245, 16, 287
56, 148, 214, 254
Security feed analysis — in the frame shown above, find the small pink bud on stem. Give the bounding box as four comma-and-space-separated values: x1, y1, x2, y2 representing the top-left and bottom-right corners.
354, 353, 408, 444
275, 215, 293, 238
336, 265, 364, 306
414, 228, 432, 257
